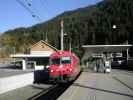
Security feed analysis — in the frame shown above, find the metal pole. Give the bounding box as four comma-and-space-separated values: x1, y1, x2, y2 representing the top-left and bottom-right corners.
45, 32, 48, 42
127, 41, 129, 62
69, 37, 71, 52
13, 46, 16, 65
61, 20, 64, 51
127, 48, 129, 61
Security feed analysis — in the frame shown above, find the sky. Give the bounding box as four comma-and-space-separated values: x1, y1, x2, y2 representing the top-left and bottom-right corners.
0, 0, 102, 33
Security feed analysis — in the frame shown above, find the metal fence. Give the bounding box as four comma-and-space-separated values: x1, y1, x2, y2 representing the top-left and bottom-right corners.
0, 58, 21, 64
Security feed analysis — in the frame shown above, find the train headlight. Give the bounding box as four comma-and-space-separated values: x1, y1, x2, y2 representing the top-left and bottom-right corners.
118, 60, 122, 64
59, 65, 63, 68
69, 68, 72, 71
51, 70, 54, 72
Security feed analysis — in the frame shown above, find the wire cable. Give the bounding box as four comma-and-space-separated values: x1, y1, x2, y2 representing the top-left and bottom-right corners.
16, 0, 42, 22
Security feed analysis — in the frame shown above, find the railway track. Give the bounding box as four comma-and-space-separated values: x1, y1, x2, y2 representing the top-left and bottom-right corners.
28, 71, 82, 100
34, 83, 71, 100
28, 82, 73, 100
28, 84, 58, 100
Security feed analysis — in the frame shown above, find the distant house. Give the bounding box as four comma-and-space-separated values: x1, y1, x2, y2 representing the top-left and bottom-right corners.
30, 40, 57, 55
11, 40, 58, 70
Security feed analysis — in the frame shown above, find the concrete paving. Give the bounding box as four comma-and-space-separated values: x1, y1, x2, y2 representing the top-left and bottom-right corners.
0, 69, 32, 78
58, 70, 133, 100
1, 68, 133, 100
112, 69, 133, 91
0, 84, 52, 100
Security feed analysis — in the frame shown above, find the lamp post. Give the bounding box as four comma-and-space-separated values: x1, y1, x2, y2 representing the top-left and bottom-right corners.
112, 25, 117, 29
112, 24, 117, 43
113, 24, 129, 62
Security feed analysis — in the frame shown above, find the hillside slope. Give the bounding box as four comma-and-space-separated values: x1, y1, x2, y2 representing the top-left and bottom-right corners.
0, 0, 133, 58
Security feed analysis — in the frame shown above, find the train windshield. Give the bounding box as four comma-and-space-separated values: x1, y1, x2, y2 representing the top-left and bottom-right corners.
61, 57, 71, 64
51, 58, 60, 65
51, 57, 71, 65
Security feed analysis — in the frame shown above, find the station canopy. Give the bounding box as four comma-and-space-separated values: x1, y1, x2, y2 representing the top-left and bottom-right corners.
82, 45, 133, 53
82, 45, 133, 61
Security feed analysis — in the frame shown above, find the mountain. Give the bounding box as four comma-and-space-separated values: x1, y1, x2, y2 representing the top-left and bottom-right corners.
0, 0, 133, 58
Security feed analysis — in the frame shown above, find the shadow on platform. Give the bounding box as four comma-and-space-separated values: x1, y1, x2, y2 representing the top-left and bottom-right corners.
0, 64, 22, 69
72, 83, 133, 98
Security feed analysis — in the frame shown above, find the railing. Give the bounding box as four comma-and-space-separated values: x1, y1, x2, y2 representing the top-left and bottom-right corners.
0, 58, 22, 64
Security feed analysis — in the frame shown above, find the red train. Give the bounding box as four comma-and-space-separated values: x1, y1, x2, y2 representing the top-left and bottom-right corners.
49, 51, 80, 82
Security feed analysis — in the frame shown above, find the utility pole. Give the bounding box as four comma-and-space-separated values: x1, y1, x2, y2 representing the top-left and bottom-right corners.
13, 46, 16, 65
127, 40, 129, 62
45, 32, 48, 42
69, 36, 71, 52
61, 20, 64, 51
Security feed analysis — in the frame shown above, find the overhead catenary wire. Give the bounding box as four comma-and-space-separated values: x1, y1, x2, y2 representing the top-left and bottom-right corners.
16, 0, 42, 22
24, 0, 44, 21
25, 0, 32, 6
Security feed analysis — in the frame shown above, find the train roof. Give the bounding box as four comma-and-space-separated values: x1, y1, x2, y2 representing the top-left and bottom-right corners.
50, 51, 76, 59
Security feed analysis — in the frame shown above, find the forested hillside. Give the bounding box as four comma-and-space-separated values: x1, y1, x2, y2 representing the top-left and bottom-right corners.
0, 0, 133, 58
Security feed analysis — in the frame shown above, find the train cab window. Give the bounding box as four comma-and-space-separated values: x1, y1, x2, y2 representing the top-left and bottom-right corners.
51, 58, 60, 65
61, 57, 71, 64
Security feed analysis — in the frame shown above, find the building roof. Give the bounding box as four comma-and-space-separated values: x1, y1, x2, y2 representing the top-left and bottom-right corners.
82, 44, 133, 61
82, 44, 133, 53
29, 40, 58, 51
11, 53, 51, 58
11, 40, 58, 58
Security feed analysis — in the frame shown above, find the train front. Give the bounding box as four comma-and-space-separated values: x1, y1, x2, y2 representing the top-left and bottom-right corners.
49, 51, 74, 82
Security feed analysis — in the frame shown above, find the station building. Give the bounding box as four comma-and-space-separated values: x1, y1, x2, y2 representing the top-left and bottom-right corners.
11, 40, 58, 70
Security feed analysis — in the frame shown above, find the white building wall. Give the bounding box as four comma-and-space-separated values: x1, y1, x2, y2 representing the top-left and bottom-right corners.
30, 51, 53, 56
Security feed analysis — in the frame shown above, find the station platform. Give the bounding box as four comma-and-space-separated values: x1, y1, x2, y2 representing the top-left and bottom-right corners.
0, 84, 52, 100
58, 70, 133, 100
0, 68, 33, 94
0, 68, 32, 78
